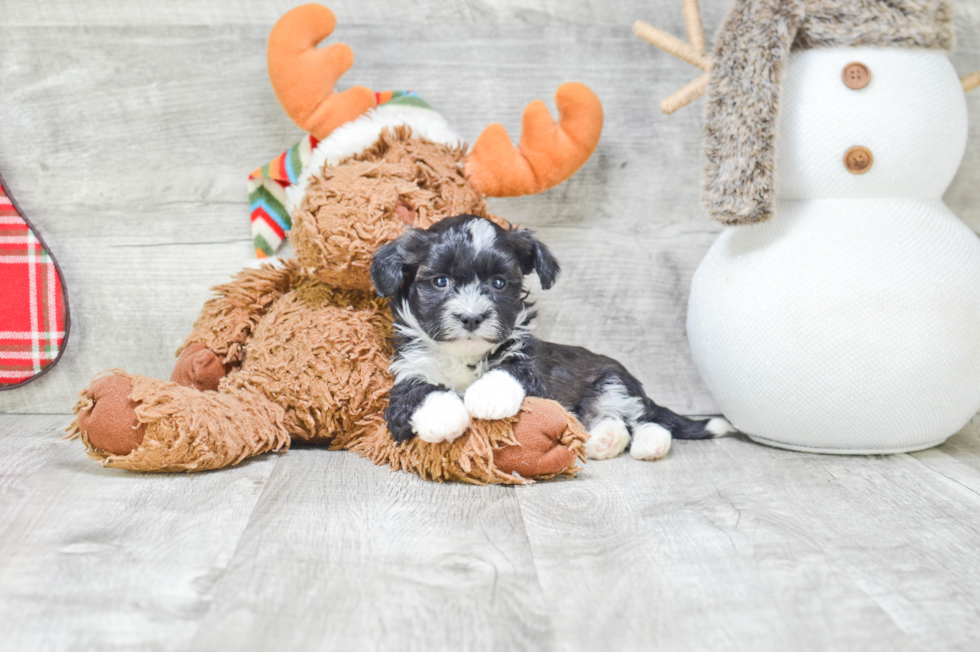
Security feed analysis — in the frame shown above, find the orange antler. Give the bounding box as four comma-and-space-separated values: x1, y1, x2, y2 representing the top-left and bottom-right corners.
267, 4, 376, 139
465, 83, 603, 198
634, 0, 713, 114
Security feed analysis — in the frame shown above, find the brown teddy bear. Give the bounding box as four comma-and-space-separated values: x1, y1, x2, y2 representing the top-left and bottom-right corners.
67, 4, 605, 484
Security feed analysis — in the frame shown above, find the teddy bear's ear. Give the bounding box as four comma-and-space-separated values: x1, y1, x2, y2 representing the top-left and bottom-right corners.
506, 229, 561, 290
371, 229, 429, 297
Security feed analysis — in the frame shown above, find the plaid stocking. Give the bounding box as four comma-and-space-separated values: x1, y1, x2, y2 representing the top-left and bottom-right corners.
0, 172, 69, 389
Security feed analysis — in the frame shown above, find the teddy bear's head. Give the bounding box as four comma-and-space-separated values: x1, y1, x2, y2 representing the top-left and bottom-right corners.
290, 127, 511, 292
268, 4, 603, 292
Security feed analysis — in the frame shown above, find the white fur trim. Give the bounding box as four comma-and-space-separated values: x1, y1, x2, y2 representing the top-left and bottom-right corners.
585, 418, 630, 460
464, 369, 526, 420
630, 423, 672, 461
411, 391, 470, 443
286, 104, 462, 214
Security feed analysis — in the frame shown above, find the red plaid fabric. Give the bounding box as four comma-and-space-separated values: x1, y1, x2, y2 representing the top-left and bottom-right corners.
0, 178, 68, 388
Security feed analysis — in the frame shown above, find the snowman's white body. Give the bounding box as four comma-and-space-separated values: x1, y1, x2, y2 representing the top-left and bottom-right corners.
687, 48, 980, 453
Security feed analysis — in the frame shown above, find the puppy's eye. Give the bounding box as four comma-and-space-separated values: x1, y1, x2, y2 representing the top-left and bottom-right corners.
490, 277, 507, 290
432, 276, 450, 289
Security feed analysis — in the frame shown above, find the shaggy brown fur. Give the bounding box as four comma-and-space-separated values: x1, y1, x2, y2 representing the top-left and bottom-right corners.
68, 128, 587, 484
703, 0, 953, 225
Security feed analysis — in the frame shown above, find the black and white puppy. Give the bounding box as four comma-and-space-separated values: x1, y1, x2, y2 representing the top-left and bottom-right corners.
370, 214, 732, 461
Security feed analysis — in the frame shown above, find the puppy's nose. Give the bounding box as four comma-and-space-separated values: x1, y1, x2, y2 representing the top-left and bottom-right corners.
456, 312, 487, 332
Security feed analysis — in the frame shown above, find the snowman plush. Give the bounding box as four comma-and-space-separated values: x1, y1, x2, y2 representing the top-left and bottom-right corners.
637, 0, 980, 453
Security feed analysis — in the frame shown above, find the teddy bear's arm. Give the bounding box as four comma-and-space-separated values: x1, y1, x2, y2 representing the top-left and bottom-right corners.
178, 260, 300, 365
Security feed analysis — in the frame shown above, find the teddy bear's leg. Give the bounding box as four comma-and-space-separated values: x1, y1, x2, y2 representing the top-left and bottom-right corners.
178, 260, 299, 368
350, 397, 587, 484
492, 398, 586, 479
69, 372, 290, 472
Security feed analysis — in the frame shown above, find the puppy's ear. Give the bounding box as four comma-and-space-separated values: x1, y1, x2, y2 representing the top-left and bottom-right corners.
507, 228, 561, 290
371, 229, 429, 297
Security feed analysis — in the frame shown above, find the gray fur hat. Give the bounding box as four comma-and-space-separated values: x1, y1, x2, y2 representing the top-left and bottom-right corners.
640, 0, 955, 225
706, 0, 953, 225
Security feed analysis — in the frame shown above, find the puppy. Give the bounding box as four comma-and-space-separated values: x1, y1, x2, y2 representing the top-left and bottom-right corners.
370, 214, 732, 460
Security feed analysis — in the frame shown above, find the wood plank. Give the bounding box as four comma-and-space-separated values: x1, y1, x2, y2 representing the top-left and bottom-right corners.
3, 6, 980, 652
1, 1, 979, 420
0, 414, 279, 651
910, 415, 980, 497
0, 21, 726, 416
185, 447, 555, 651
0, 0, 729, 29
516, 435, 980, 651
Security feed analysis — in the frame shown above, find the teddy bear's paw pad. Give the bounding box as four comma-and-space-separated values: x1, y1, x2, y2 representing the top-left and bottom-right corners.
630, 423, 672, 461
412, 391, 471, 443
464, 370, 526, 420
76, 376, 146, 456
585, 418, 630, 460
171, 343, 226, 392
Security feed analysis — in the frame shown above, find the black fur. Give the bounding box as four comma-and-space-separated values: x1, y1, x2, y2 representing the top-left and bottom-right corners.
371, 215, 555, 346
494, 340, 717, 440
506, 228, 561, 290
372, 214, 720, 444
384, 379, 446, 443
371, 229, 432, 298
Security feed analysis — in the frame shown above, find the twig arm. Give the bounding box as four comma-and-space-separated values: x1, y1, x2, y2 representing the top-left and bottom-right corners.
660, 73, 710, 114
633, 20, 711, 71
634, 2, 712, 115
682, 0, 706, 54
962, 70, 980, 93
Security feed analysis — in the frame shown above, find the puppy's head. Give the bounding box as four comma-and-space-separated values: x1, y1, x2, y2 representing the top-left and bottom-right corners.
371, 214, 560, 356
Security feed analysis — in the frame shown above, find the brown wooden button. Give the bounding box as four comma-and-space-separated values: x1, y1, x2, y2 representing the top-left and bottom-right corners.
844, 146, 873, 174
842, 62, 871, 90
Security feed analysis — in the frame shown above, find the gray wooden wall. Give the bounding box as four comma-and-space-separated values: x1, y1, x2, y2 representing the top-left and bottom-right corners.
2, 0, 980, 416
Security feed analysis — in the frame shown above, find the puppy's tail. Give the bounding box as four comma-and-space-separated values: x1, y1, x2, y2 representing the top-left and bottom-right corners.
647, 402, 736, 440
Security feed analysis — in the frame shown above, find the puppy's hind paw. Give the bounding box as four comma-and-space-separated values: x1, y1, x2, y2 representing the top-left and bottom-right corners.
585, 418, 630, 460
705, 417, 737, 437
464, 370, 526, 420
411, 391, 470, 443
630, 423, 672, 461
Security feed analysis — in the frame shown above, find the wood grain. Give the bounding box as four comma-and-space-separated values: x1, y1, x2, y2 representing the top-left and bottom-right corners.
185, 447, 555, 652
0, 414, 279, 651
516, 430, 980, 651
4, 4, 980, 647
1, 0, 979, 417
7, 414, 980, 650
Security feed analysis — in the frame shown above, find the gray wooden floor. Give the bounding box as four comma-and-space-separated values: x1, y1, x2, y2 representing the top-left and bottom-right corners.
6, 413, 980, 651
6, 0, 980, 649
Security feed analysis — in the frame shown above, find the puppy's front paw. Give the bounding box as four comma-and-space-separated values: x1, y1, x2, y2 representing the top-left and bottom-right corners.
464, 370, 526, 420
630, 423, 672, 461
585, 418, 630, 460
411, 391, 470, 443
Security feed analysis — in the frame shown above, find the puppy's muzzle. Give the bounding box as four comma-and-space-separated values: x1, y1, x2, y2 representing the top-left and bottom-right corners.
456, 312, 488, 332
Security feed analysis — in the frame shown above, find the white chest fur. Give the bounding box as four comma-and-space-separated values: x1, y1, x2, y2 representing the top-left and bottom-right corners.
391, 342, 485, 392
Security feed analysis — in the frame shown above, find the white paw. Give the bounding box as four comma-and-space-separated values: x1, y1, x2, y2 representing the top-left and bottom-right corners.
705, 417, 736, 437
585, 418, 630, 460
630, 423, 672, 461
411, 391, 470, 443
464, 370, 526, 420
